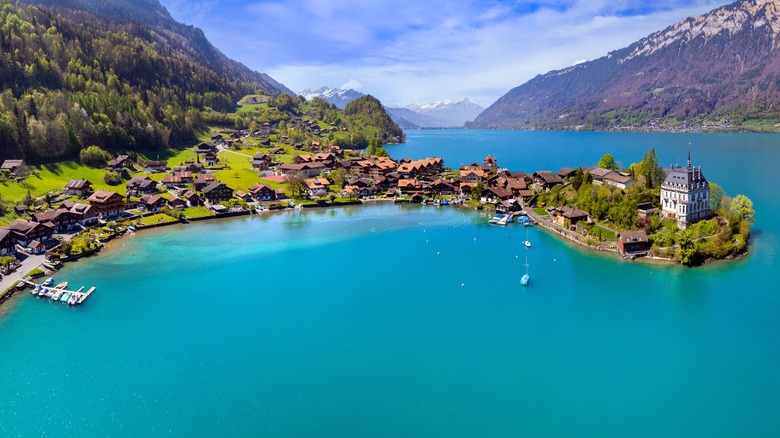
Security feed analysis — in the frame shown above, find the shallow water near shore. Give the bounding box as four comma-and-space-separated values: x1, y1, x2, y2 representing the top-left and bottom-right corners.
1, 130, 780, 436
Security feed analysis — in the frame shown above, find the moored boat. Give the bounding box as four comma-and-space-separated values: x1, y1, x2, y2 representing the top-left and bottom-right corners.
42, 278, 54, 286
67, 293, 79, 305
59, 292, 71, 303
55, 281, 68, 289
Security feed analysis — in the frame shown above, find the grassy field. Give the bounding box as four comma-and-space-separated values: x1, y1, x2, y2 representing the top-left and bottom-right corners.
138, 213, 179, 225
1, 162, 120, 201
213, 150, 259, 192
0, 147, 201, 204
183, 206, 212, 219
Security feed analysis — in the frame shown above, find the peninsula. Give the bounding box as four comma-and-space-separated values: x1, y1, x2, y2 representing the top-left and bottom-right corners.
1, 123, 756, 303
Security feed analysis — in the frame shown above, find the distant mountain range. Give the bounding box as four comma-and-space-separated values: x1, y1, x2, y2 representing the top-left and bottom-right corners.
392, 99, 484, 128
299, 86, 367, 109
472, 0, 780, 131
299, 87, 483, 128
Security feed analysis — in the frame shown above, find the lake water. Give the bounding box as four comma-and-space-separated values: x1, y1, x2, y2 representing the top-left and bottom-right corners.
1, 130, 779, 436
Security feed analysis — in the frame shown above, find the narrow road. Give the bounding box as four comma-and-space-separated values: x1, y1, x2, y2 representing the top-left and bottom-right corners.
0, 253, 45, 293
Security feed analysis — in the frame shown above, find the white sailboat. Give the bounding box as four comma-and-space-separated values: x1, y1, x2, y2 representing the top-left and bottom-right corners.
521, 253, 530, 286
521, 228, 530, 286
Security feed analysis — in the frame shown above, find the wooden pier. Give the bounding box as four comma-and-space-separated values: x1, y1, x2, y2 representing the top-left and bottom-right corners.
21, 279, 97, 306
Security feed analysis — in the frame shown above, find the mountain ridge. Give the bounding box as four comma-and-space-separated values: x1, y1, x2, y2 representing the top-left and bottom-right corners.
0, 0, 291, 162
22, 0, 293, 94
472, 0, 780, 131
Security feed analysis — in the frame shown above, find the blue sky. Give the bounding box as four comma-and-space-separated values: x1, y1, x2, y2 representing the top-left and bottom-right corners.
158, 0, 726, 107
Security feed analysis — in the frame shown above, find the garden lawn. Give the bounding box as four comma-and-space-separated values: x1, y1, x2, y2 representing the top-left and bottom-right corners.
592, 225, 617, 240
138, 213, 178, 226
183, 206, 212, 219
214, 151, 259, 192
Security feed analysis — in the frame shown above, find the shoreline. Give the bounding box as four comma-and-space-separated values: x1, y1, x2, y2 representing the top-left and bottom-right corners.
0, 198, 745, 315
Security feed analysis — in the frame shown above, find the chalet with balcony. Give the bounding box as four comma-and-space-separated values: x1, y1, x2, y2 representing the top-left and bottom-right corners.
533, 171, 564, 190
305, 177, 331, 197
162, 175, 183, 188
398, 179, 422, 194
64, 179, 93, 196
127, 176, 158, 196
248, 184, 278, 201
195, 142, 217, 155
31, 209, 77, 233
252, 153, 272, 170
139, 194, 168, 212
460, 167, 485, 183
145, 161, 168, 173
5, 219, 54, 246
67, 202, 98, 226
107, 155, 133, 171
202, 182, 234, 204
193, 173, 217, 191
203, 151, 218, 166
279, 162, 326, 178
174, 162, 205, 173
182, 190, 201, 207
87, 190, 125, 218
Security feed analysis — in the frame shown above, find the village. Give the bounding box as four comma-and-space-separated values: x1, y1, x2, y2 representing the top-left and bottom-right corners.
1, 117, 753, 297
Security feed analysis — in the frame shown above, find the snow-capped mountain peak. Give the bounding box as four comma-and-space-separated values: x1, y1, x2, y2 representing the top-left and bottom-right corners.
298, 86, 365, 109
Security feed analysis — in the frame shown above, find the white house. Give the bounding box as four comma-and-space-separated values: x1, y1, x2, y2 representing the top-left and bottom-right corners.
660, 152, 710, 229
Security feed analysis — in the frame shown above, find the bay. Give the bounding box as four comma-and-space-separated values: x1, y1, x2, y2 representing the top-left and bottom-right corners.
1, 130, 779, 436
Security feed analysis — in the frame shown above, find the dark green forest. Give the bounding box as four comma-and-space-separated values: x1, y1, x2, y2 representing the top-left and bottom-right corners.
0, 0, 275, 163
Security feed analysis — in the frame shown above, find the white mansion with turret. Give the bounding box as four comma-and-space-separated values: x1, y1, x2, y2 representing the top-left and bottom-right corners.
660, 152, 711, 229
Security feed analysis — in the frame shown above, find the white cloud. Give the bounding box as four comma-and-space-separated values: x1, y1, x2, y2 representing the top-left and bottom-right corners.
340, 79, 364, 90
159, 0, 727, 107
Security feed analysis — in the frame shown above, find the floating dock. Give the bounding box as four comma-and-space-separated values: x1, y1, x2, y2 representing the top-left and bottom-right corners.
22, 279, 97, 306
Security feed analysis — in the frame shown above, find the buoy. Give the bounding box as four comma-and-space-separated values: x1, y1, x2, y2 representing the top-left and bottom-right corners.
461, 283, 465, 287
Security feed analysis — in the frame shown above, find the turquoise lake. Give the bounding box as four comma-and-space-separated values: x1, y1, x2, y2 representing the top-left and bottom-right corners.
1, 130, 779, 436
